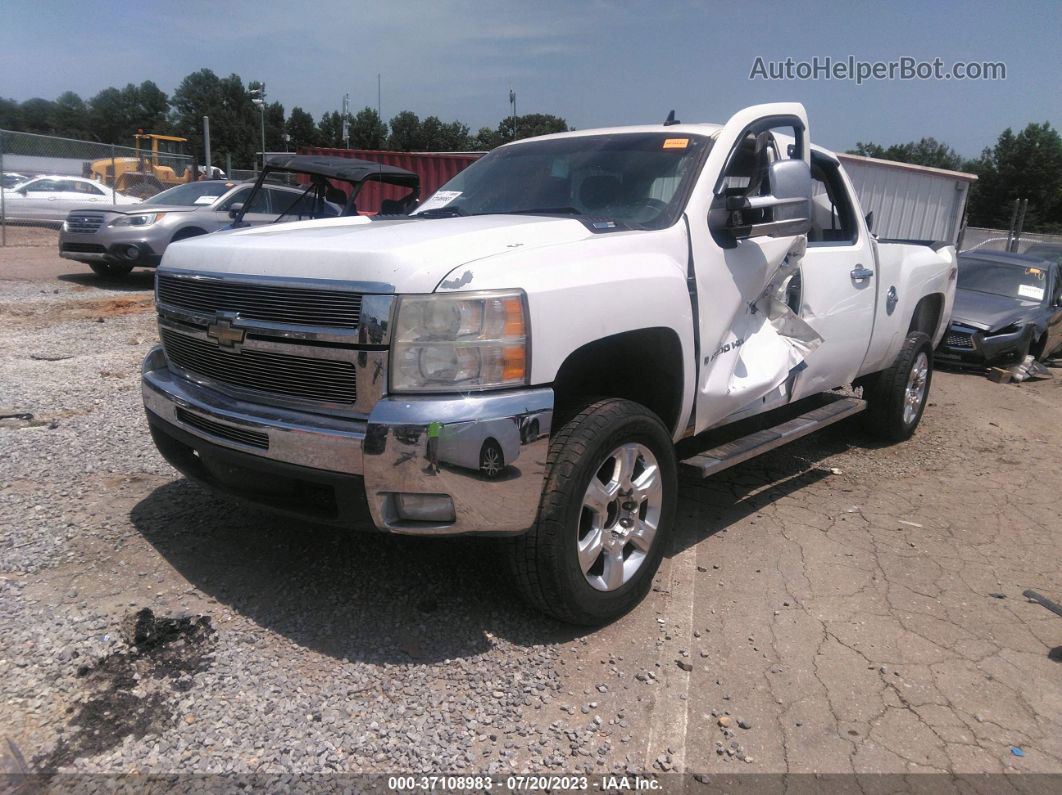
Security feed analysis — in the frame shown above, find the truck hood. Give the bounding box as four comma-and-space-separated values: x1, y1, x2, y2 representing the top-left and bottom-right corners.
158, 214, 596, 293
951, 288, 1038, 332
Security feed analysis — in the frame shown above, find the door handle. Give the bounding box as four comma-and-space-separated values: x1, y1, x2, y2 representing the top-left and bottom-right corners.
850, 266, 874, 282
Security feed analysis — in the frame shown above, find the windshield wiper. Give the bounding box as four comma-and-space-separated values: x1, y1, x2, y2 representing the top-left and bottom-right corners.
508, 206, 582, 216
415, 206, 466, 218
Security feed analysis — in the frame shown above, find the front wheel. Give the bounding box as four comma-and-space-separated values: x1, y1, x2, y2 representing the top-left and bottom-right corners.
508, 398, 677, 625
861, 331, 933, 442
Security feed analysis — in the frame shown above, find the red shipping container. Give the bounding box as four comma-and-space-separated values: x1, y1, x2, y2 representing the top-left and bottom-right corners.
299, 147, 482, 214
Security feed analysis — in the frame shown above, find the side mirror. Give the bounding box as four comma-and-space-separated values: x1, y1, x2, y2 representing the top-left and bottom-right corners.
721, 159, 812, 239
16, 187, 28, 196
227, 203, 244, 219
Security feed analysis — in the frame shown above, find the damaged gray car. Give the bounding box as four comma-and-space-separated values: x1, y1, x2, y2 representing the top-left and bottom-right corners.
936, 251, 1062, 367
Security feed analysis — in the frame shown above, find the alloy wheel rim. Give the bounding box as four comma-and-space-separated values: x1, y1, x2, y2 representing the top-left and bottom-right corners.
903, 351, 929, 426
577, 442, 662, 592
481, 446, 502, 477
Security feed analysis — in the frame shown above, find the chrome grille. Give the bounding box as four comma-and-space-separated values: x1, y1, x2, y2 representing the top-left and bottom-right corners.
160, 329, 357, 405
66, 214, 105, 234
944, 330, 975, 349
157, 274, 362, 329
175, 408, 269, 450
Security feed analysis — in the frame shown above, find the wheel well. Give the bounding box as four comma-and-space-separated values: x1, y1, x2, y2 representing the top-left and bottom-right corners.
171, 227, 207, 243
1030, 330, 1048, 359
551, 328, 684, 434
908, 293, 944, 338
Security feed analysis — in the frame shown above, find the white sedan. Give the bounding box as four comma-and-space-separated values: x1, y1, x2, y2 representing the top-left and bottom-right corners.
1, 176, 140, 224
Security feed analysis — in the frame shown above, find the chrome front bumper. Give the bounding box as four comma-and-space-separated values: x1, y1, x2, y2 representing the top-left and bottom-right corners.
142, 347, 553, 536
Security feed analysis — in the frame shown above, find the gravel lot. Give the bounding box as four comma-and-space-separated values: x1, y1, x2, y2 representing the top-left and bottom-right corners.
2, 247, 1061, 781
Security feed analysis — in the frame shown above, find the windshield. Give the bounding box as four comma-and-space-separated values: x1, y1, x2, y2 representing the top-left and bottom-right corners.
1023, 245, 1062, 267
412, 132, 710, 229
957, 258, 1049, 303
142, 181, 237, 207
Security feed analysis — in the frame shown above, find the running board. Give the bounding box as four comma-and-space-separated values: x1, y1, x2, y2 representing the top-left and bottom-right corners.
681, 397, 866, 478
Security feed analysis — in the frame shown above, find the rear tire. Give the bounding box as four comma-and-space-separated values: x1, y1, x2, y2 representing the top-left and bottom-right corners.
861, 331, 933, 442
508, 398, 677, 625
88, 262, 134, 279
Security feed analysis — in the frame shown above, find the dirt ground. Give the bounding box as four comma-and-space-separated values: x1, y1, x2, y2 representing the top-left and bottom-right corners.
1, 245, 1060, 781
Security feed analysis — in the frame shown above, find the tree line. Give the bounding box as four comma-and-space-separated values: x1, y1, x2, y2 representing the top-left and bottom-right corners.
2, 70, 1058, 232
0, 69, 568, 169
849, 124, 1062, 233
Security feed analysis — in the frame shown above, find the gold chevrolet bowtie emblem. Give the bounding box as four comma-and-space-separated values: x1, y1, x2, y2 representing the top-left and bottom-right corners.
206, 319, 245, 349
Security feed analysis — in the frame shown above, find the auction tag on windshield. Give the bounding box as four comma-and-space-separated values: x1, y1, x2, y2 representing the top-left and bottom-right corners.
1018, 284, 1044, 300
417, 190, 462, 212
663, 138, 689, 149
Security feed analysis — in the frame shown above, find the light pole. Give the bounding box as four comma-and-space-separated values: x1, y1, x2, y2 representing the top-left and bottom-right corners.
250, 83, 267, 173
509, 86, 517, 141
342, 93, 350, 149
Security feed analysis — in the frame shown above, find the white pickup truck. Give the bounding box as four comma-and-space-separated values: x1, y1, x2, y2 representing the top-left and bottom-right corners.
141, 103, 956, 624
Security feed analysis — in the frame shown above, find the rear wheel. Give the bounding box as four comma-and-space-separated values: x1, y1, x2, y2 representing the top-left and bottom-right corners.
88, 262, 134, 279
508, 398, 677, 625
861, 331, 933, 442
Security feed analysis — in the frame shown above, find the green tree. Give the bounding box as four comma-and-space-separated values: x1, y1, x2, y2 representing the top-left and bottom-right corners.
387, 110, 422, 150
286, 106, 317, 148
0, 97, 20, 130
348, 107, 387, 149
471, 126, 500, 150
18, 98, 57, 134
965, 123, 1062, 232
317, 110, 344, 148
264, 101, 286, 152
51, 91, 89, 138
849, 137, 962, 170
171, 69, 258, 168
419, 116, 471, 151
498, 112, 568, 142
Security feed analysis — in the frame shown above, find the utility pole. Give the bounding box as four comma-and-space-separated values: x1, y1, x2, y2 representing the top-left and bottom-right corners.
377, 73, 382, 121
202, 116, 211, 179
342, 93, 350, 149
250, 83, 267, 172
509, 84, 517, 141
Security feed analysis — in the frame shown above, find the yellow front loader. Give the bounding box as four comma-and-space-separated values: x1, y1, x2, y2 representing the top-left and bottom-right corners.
86, 133, 196, 199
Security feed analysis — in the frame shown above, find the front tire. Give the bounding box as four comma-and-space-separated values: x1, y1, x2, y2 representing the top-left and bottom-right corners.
508, 398, 677, 625
88, 262, 134, 279
861, 331, 933, 442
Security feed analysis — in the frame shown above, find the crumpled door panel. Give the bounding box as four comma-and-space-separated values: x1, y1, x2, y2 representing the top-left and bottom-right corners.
700, 237, 822, 427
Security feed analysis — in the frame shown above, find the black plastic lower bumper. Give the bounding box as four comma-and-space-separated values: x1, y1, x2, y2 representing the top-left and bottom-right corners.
935, 324, 1032, 367
146, 409, 372, 527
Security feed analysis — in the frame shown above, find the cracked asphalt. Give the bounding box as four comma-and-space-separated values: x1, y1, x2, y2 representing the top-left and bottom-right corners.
2, 240, 1061, 777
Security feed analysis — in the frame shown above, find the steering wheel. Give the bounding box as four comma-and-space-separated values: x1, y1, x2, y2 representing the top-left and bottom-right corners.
624, 197, 669, 220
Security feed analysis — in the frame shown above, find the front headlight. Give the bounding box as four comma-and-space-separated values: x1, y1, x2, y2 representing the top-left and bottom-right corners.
987, 323, 1023, 336
110, 212, 166, 227
391, 290, 528, 392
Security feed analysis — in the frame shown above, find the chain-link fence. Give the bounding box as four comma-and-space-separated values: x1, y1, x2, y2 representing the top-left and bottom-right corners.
961, 226, 1062, 255
1, 129, 195, 245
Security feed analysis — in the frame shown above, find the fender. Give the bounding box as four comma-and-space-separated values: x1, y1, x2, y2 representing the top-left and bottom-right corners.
434, 222, 697, 439
859, 241, 957, 376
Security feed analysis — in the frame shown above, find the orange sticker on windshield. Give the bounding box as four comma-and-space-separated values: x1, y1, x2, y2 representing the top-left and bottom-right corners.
663, 138, 689, 149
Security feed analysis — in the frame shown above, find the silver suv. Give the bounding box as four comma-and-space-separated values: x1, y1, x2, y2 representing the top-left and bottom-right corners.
58, 180, 336, 278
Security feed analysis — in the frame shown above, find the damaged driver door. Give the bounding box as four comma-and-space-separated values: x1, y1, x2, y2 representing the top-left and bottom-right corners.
686, 103, 817, 434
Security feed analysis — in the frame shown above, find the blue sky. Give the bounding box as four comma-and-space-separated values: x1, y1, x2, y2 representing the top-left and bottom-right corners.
1, 0, 1059, 157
